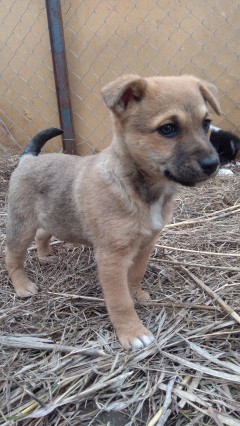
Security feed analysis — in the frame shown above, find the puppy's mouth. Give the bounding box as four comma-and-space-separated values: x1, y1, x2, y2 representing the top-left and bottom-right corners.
164, 170, 195, 186
164, 169, 217, 187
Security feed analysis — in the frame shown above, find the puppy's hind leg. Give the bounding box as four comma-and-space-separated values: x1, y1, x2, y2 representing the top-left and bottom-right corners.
35, 228, 57, 263
6, 224, 38, 298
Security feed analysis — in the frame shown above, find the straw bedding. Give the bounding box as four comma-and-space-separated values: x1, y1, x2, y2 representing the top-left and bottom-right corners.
0, 153, 240, 426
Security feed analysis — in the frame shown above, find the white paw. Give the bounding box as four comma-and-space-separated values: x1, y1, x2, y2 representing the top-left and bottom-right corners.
118, 329, 155, 351
130, 334, 155, 351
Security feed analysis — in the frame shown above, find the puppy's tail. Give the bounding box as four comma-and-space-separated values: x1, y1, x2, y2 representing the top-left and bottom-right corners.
21, 128, 63, 158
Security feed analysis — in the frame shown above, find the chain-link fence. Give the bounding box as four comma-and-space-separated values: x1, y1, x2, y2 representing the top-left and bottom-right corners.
0, 0, 61, 153
1, 0, 239, 155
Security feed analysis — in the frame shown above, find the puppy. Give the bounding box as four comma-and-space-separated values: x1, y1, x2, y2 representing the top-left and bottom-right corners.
6, 74, 221, 351
210, 125, 240, 165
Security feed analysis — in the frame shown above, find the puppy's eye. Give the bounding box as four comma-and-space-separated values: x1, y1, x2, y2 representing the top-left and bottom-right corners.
157, 123, 178, 138
203, 119, 211, 133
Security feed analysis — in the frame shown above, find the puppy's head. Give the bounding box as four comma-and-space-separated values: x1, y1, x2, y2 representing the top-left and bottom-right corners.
101, 74, 221, 186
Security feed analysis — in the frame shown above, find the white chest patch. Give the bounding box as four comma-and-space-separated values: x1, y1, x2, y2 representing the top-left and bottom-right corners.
149, 198, 164, 231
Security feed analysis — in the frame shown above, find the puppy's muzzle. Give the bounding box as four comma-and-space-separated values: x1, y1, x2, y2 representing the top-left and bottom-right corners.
165, 150, 220, 187
198, 154, 219, 176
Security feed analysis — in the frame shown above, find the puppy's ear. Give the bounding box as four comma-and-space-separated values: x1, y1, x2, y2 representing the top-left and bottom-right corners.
199, 80, 221, 116
101, 74, 147, 114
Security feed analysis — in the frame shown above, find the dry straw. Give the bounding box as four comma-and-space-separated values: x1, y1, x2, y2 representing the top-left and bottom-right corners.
0, 154, 240, 425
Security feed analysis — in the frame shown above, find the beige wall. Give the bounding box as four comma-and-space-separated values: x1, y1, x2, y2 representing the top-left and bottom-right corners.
0, 0, 239, 155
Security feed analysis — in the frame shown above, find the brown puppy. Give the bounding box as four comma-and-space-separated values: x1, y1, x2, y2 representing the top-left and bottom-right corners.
6, 74, 220, 351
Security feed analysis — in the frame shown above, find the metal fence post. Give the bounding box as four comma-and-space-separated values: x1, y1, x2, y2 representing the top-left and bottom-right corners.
45, 0, 76, 155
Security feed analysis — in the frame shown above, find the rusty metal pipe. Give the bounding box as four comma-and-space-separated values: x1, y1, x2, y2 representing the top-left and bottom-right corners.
45, 0, 76, 154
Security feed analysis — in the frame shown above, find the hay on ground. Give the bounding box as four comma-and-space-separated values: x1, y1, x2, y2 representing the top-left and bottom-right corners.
0, 154, 240, 425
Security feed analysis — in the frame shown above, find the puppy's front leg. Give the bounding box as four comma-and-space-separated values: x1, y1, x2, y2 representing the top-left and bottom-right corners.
95, 249, 154, 351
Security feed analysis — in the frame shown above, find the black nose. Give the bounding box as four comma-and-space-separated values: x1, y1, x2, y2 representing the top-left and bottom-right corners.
199, 155, 219, 175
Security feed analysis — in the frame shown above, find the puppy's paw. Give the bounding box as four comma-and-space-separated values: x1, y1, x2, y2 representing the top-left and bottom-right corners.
134, 289, 151, 302
130, 285, 152, 302
117, 325, 155, 351
15, 279, 38, 298
129, 334, 155, 351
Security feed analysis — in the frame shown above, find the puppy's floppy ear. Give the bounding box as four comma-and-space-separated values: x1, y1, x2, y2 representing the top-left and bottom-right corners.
101, 74, 147, 114
199, 80, 221, 116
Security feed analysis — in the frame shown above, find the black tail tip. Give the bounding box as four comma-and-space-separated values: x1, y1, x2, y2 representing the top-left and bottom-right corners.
21, 127, 64, 158
50, 128, 64, 136
43, 127, 64, 138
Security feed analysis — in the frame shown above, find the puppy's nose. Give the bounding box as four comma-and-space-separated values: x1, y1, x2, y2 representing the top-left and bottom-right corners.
199, 155, 219, 175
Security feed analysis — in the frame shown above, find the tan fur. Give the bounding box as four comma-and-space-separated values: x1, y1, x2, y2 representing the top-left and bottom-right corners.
5, 74, 220, 350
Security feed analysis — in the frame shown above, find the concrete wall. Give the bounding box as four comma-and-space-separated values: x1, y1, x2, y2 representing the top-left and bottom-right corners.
0, 0, 239, 154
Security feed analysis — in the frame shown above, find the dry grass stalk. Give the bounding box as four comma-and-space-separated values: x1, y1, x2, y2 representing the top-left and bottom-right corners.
45, 292, 240, 312
147, 378, 175, 426
180, 266, 240, 325
156, 244, 240, 257
143, 300, 224, 311
179, 400, 240, 426
159, 350, 240, 382
47, 291, 104, 303
186, 341, 240, 375
0, 335, 106, 357
151, 257, 240, 272
165, 203, 240, 229
177, 375, 201, 409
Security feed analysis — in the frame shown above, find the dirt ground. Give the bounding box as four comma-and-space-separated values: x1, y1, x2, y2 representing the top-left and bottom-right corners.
0, 153, 240, 426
